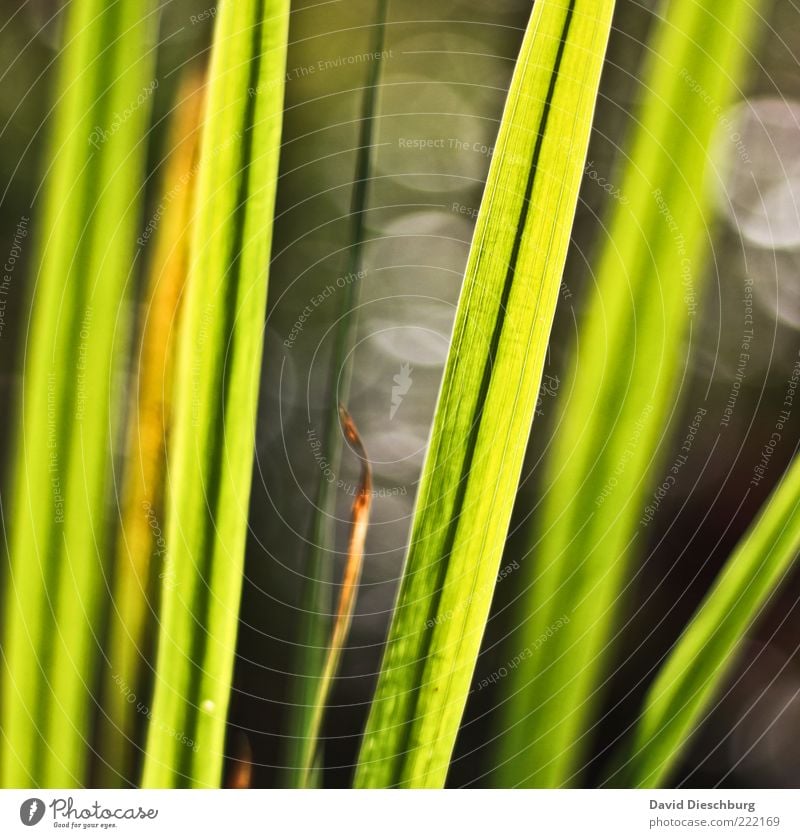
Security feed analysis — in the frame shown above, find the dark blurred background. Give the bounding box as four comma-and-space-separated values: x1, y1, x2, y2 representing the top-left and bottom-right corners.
1, 0, 800, 788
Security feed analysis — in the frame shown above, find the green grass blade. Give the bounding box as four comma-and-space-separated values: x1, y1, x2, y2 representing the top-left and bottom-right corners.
354, 0, 615, 789
625, 453, 800, 787
141, 0, 289, 789
1, 0, 157, 787
496, 0, 767, 788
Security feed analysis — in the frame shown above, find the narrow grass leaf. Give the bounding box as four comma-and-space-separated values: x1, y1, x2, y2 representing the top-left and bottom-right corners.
354, 0, 615, 789
141, 0, 289, 788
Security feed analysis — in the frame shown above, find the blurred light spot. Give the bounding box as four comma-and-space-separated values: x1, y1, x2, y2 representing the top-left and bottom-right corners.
364, 209, 474, 280
720, 98, 800, 248
367, 323, 450, 368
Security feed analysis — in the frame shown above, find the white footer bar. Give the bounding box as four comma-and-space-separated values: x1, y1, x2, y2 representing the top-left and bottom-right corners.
1, 789, 798, 837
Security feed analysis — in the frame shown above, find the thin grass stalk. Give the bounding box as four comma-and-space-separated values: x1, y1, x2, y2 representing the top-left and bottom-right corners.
141, 0, 290, 788
624, 450, 800, 786
354, 0, 615, 789
496, 0, 767, 788
1, 0, 157, 787
286, 0, 388, 784
98, 69, 205, 787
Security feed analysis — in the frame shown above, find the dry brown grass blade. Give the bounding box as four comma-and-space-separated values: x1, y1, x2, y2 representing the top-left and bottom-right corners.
299, 406, 372, 787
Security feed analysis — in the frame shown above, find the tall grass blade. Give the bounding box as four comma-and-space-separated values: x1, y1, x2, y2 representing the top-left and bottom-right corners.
497, 0, 767, 788
140, 0, 290, 788
625, 452, 800, 787
1, 0, 157, 787
354, 0, 615, 789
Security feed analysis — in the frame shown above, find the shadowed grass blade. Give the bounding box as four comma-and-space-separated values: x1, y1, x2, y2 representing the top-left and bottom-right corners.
98, 68, 205, 787
496, 0, 767, 788
140, 0, 289, 789
286, 0, 389, 786
354, 0, 615, 789
625, 451, 800, 787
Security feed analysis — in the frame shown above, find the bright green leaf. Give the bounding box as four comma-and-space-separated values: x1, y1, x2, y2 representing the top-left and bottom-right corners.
141, 0, 289, 788
354, 0, 616, 789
